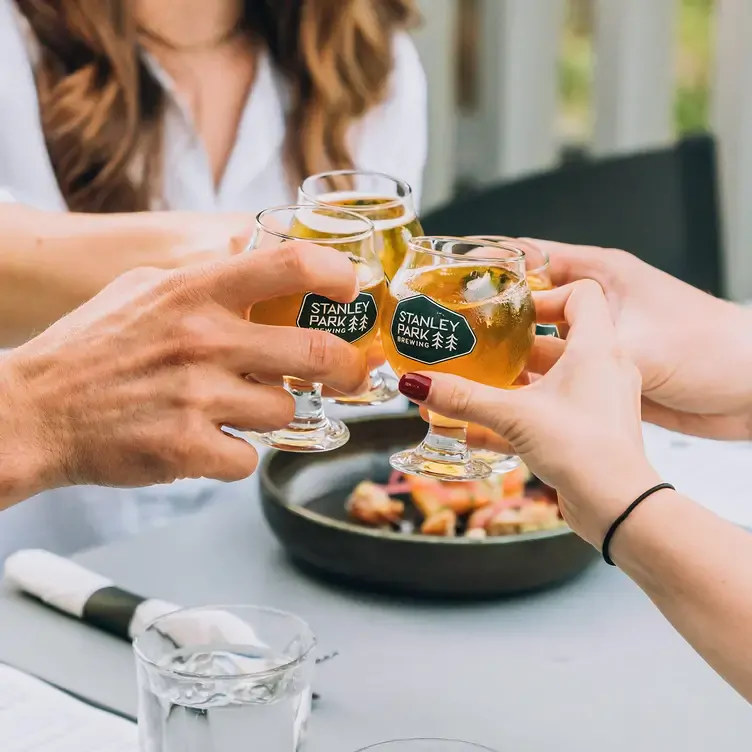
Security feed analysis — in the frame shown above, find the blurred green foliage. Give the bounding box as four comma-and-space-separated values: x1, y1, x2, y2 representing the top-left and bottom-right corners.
559, 0, 714, 141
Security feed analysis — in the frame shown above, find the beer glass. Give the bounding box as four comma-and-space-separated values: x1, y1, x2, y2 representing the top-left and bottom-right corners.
381, 237, 535, 481
246, 205, 384, 452
467, 237, 555, 474
299, 170, 423, 405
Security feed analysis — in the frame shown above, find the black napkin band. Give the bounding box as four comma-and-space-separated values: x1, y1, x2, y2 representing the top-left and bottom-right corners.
81, 586, 147, 640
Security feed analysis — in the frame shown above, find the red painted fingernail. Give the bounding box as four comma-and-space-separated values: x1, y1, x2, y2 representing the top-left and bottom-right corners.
399, 373, 432, 402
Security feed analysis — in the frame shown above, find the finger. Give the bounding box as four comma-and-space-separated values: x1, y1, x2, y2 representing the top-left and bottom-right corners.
526, 335, 565, 375
203, 241, 359, 311
466, 423, 515, 453
366, 334, 386, 371
641, 398, 752, 441
532, 280, 615, 353
399, 371, 519, 435
198, 430, 260, 482
210, 378, 295, 433
245, 372, 284, 387
521, 238, 607, 288
237, 324, 370, 395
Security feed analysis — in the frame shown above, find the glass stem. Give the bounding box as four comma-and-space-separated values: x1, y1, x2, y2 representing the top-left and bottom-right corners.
285, 378, 328, 430
418, 413, 471, 464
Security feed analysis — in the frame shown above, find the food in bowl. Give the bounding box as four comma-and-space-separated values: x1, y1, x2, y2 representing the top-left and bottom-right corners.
345, 465, 565, 538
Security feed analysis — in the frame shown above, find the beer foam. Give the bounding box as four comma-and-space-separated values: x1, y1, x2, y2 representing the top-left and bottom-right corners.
313, 191, 416, 231
399, 264, 529, 309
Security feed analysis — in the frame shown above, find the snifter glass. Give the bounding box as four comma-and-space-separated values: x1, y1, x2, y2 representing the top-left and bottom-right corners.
381, 237, 535, 481
467, 236, 556, 474
299, 170, 424, 406
246, 205, 384, 452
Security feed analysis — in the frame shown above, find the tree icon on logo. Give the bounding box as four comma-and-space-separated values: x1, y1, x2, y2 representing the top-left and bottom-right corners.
359, 315, 369, 331
348, 317, 359, 333
446, 333, 458, 351
431, 331, 444, 349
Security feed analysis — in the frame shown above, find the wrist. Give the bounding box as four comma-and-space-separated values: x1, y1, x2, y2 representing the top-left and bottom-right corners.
0, 354, 68, 508
606, 488, 688, 578
562, 460, 664, 549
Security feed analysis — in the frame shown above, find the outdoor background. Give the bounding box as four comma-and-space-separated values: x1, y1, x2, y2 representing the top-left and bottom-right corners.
560, 0, 712, 146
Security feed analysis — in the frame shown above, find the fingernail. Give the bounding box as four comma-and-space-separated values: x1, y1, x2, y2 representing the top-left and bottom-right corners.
399, 373, 432, 402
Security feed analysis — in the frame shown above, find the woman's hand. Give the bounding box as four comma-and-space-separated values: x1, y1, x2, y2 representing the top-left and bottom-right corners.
398, 280, 661, 548
535, 239, 752, 440
0, 242, 368, 508
0, 206, 255, 346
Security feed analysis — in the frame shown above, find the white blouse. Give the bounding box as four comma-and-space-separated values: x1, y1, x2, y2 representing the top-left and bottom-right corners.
0, 0, 426, 561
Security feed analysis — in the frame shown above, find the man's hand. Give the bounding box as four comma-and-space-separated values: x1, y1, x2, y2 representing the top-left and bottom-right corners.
0, 242, 368, 508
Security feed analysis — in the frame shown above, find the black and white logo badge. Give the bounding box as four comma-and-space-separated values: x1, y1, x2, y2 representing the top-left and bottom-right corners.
296, 292, 378, 344
390, 294, 476, 365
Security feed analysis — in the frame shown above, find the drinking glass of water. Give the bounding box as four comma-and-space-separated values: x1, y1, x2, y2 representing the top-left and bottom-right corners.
357, 742, 497, 751
134, 605, 316, 752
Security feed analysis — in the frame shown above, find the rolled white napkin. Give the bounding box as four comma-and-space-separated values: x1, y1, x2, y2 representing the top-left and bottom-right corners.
4, 549, 265, 647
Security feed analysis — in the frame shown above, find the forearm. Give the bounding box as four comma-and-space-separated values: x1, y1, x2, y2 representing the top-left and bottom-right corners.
0, 206, 250, 346
611, 488, 752, 701
675, 301, 752, 419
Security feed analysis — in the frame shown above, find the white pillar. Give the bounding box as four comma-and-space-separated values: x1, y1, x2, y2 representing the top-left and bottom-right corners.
412, 0, 459, 210
714, 0, 752, 300
592, 0, 677, 155
467, 0, 565, 183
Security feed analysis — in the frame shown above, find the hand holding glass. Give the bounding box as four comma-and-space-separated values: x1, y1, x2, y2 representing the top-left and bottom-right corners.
381, 237, 535, 481
246, 205, 384, 452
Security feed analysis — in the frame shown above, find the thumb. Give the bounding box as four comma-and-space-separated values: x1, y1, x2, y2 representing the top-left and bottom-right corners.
398, 372, 520, 436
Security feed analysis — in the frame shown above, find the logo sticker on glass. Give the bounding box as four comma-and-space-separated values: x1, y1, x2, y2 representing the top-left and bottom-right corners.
296, 292, 377, 344
390, 294, 476, 365
536, 324, 559, 337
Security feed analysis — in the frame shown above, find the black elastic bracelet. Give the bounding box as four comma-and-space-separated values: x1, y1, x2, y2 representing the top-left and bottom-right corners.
602, 483, 675, 566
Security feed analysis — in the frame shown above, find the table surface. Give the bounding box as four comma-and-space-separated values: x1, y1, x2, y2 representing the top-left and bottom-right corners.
1, 424, 751, 750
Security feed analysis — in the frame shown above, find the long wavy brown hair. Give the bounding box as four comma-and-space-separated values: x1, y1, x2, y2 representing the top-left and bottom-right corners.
14, 0, 417, 213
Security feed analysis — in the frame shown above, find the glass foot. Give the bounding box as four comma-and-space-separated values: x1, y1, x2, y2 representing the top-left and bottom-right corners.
470, 450, 522, 474
247, 418, 349, 453
389, 448, 492, 482
329, 370, 399, 406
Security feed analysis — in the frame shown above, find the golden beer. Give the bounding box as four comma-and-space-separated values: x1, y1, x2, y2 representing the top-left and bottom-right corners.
381, 264, 535, 388
296, 194, 423, 281
250, 273, 387, 354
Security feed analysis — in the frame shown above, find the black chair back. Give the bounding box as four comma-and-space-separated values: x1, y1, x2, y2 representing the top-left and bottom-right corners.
421, 135, 723, 296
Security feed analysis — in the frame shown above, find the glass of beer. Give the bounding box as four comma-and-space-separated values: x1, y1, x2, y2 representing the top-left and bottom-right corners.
299, 170, 423, 405
467, 237, 556, 473
246, 205, 384, 452
381, 237, 535, 481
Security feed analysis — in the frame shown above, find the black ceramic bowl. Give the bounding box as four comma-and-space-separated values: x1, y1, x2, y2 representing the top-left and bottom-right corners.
259, 414, 597, 598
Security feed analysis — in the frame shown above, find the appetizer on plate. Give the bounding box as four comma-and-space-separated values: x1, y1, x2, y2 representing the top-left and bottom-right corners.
346, 466, 566, 538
